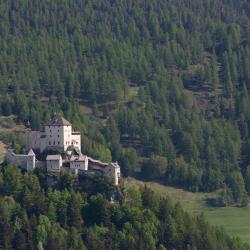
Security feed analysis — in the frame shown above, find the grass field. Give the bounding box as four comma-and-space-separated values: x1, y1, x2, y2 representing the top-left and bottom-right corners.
125, 177, 250, 244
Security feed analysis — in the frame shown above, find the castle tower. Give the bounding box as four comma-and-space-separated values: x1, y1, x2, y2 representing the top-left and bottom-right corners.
45, 114, 72, 151
26, 149, 36, 171
26, 114, 81, 154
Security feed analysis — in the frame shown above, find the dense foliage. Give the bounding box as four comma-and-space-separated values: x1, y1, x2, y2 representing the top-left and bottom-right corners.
0, 0, 249, 195
0, 165, 249, 250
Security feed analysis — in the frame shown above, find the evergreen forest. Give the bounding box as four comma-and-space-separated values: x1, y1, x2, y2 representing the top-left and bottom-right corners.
1, 0, 249, 196
0, 164, 249, 250
0, 0, 250, 249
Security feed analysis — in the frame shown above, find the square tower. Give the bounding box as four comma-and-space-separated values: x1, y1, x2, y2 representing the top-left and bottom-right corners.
45, 114, 72, 151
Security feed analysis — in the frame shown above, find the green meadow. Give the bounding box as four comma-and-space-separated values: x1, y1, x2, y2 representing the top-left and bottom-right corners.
125, 177, 250, 244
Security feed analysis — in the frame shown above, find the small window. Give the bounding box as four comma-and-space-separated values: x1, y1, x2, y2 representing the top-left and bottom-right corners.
58, 135, 59, 137
53, 141, 55, 145
49, 141, 51, 145
58, 141, 60, 145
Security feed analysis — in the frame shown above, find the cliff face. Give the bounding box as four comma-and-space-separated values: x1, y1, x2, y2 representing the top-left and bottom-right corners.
45, 173, 124, 202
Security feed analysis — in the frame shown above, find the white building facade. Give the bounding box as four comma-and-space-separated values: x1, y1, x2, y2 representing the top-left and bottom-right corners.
26, 114, 81, 152
46, 155, 62, 172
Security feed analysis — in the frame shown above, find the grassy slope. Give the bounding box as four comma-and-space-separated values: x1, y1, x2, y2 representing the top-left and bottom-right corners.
0, 116, 26, 162
125, 177, 250, 244
0, 141, 6, 163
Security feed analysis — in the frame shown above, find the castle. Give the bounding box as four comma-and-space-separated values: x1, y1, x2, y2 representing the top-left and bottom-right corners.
6, 114, 121, 186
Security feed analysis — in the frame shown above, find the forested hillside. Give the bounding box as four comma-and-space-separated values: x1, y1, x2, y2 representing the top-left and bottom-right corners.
0, 0, 249, 199
0, 164, 249, 250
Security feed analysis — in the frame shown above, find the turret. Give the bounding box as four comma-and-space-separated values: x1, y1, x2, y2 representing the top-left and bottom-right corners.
27, 149, 36, 171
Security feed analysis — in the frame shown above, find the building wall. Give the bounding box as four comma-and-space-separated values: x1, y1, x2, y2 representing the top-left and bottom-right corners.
63, 125, 72, 151
103, 163, 121, 186
45, 125, 72, 151
26, 155, 35, 171
26, 130, 47, 153
46, 158, 62, 172
40, 137, 47, 152
27, 124, 81, 153
6, 149, 28, 170
45, 125, 64, 150
85, 156, 88, 170
70, 161, 83, 170
70, 160, 87, 171
71, 133, 81, 151
26, 130, 41, 151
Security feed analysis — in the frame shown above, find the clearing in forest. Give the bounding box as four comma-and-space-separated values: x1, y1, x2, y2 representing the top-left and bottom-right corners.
125, 177, 250, 244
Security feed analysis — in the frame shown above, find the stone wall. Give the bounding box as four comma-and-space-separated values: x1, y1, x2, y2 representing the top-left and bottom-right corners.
6, 149, 28, 170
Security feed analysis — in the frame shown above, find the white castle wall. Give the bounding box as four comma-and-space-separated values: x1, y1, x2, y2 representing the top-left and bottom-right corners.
27, 154, 36, 171
71, 133, 81, 151
26, 118, 81, 153
63, 125, 72, 151
46, 156, 62, 172
45, 125, 65, 150
88, 157, 121, 186
70, 157, 88, 171
103, 163, 121, 186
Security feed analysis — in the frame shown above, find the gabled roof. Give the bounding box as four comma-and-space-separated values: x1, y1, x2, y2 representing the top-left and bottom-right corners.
28, 149, 35, 156
46, 154, 62, 161
70, 154, 87, 162
47, 114, 71, 126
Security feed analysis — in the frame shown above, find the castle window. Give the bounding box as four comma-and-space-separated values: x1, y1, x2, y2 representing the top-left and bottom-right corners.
58, 141, 60, 145
58, 135, 59, 137
49, 141, 51, 145
53, 141, 55, 145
